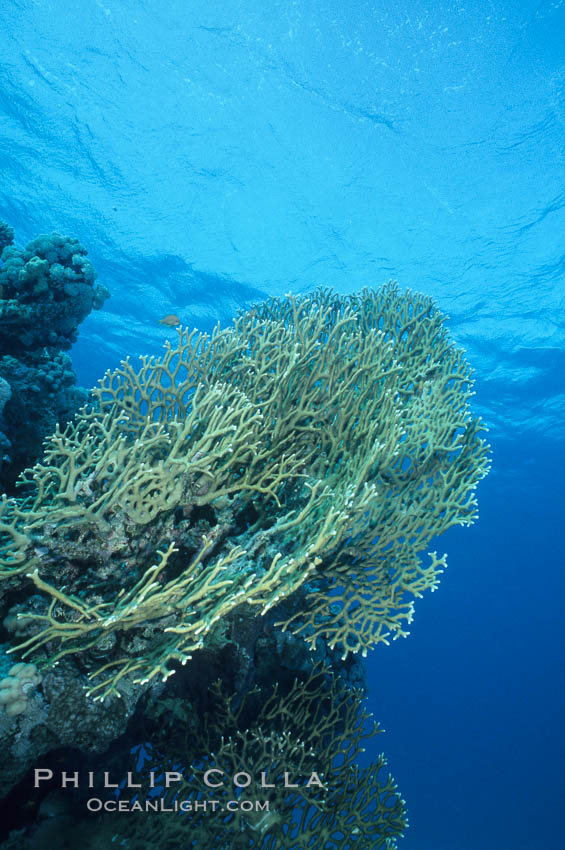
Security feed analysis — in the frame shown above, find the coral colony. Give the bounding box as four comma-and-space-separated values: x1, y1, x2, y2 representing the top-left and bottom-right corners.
0, 222, 109, 494
0, 221, 490, 848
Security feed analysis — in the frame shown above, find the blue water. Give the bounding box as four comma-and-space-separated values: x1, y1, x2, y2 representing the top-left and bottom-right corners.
1, 1, 564, 847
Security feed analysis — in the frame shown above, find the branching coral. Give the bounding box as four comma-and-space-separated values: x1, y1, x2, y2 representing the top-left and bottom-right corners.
101, 665, 407, 849
0, 285, 490, 700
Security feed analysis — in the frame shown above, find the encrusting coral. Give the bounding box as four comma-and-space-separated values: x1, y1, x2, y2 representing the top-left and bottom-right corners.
0, 285, 490, 703
0, 662, 41, 716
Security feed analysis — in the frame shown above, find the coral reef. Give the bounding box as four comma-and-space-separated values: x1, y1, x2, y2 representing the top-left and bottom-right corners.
0, 663, 41, 717
0, 223, 109, 493
0, 379, 11, 472
107, 665, 408, 848
0, 353, 88, 496
0, 283, 490, 846
0, 285, 490, 694
0, 222, 14, 256
0, 230, 108, 352
0, 652, 138, 796
0, 666, 406, 849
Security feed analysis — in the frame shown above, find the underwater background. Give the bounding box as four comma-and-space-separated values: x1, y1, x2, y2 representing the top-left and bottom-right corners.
0, 0, 563, 848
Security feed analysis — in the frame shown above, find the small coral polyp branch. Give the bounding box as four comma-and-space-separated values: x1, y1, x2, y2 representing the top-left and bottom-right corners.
0, 285, 490, 699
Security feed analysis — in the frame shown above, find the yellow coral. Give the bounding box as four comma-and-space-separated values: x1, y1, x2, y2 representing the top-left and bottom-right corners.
0, 662, 42, 716
0, 285, 490, 699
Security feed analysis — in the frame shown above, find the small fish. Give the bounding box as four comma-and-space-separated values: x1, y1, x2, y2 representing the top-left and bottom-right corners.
159, 313, 181, 327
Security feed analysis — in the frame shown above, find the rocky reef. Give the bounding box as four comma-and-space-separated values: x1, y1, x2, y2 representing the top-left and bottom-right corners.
0, 223, 110, 495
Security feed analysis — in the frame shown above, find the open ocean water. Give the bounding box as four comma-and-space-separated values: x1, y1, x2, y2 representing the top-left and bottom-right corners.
0, 1, 564, 848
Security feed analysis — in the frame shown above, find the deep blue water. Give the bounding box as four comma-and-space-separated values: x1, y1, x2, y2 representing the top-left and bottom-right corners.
1, 1, 564, 847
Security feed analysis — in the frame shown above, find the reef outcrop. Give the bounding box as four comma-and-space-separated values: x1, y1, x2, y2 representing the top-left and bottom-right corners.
0, 223, 110, 494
